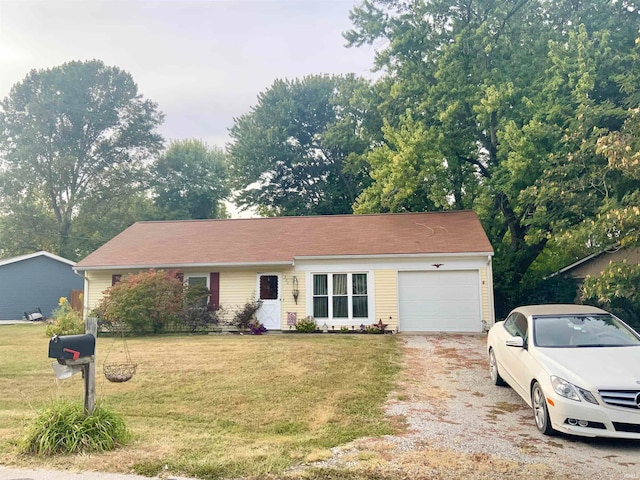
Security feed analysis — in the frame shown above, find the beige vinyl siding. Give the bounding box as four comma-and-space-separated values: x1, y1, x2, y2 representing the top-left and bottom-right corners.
217, 269, 258, 323
218, 268, 301, 327
374, 270, 399, 332
84, 269, 145, 316
480, 268, 490, 328
85, 271, 112, 316
281, 269, 305, 330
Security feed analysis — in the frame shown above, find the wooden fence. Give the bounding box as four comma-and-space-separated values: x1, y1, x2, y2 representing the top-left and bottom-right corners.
70, 289, 83, 315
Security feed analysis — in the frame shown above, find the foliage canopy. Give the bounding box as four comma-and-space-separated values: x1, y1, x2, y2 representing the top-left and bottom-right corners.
0, 60, 164, 259
152, 139, 230, 219
228, 74, 378, 216
344, 0, 640, 314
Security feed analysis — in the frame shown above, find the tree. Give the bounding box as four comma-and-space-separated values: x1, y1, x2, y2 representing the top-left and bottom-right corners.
346, 0, 640, 314
593, 107, 640, 248
0, 60, 164, 259
228, 74, 378, 216
0, 191, 59, 257
583, 261, 640, 329
151, 139, 229, 219
70, 192, 163, 259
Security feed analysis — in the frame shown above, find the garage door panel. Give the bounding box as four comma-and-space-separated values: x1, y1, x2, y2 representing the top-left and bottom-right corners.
399, 271, 481, 332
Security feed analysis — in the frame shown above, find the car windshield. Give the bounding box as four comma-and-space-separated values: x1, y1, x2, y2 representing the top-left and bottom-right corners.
533, 314, 640, 347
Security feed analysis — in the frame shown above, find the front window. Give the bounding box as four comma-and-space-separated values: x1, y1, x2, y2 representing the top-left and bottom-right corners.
333, 274, 348, 318
352, 273, 368, 318
313, 273, 369, 321
186, 276, 209, 307
534, 314, 640, 347
187, 276, 207, 288
313, 275, 328, 317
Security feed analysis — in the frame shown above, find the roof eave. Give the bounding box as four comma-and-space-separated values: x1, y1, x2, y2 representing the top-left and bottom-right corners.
294, 251, 494, 261
0, 250, 76, 268
74, 260, 295, 272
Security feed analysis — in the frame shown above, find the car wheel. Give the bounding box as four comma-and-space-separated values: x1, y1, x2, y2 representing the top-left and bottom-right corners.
488, 348, 505, 386
532, 381, 554, 435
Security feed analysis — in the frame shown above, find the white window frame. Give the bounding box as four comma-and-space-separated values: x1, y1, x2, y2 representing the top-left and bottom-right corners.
185, 274, 209, 288
310, 272, 372, 325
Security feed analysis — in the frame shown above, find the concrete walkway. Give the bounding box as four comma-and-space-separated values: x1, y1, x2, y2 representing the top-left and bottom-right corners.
0, 466, 197, 480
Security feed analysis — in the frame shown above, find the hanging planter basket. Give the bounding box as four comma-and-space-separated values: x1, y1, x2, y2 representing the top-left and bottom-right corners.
103, 362, 137, 383
103, 321, 137, 383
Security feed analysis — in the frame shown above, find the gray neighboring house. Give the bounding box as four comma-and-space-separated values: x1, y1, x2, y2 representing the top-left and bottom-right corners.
0, 251, 83, 320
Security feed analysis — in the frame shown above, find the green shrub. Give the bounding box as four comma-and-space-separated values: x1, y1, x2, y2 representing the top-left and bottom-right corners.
45, 297, 84, 337
182, 283, 221, 333
295, 316, 317, 333
366, 319, 389, 334
20, 401, 130, 455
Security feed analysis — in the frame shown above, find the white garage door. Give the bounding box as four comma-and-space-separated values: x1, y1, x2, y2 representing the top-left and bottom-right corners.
398, 270, 481, 332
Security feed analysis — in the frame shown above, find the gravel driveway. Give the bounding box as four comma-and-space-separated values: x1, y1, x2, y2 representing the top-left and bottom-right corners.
313, 334, 640, 479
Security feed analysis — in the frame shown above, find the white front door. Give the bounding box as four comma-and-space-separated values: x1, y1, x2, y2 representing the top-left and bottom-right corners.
256, 273, 281, 330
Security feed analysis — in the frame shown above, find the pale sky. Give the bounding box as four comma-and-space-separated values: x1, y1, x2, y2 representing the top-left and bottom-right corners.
0, 0, 378, 149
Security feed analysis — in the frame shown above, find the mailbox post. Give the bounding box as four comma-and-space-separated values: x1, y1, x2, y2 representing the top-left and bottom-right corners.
48, 317, 97, 413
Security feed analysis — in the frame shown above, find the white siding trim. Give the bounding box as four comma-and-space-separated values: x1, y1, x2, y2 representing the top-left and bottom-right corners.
296, 255, 488, 272
0, 251, 76, 268
295, 252, 493, 261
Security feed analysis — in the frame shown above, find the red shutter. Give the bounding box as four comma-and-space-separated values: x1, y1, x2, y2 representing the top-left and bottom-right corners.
209, 272, 220, 310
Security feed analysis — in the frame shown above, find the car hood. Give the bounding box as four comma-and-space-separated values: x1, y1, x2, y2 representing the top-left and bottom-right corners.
536, 346, 640, 390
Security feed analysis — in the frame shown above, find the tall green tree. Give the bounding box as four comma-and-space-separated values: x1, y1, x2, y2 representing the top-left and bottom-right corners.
228, 74, 379, 216
0, 60, 164, 259
151, 139, 230, 220
346, 0, 640, 314
0, 191, 59, 256
70, 192, 162, 259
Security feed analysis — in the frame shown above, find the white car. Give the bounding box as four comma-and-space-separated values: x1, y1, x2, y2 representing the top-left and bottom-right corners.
487, 304, 640, 438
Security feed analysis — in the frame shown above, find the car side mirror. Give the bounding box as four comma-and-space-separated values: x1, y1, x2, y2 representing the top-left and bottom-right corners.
506, 336, 524, 348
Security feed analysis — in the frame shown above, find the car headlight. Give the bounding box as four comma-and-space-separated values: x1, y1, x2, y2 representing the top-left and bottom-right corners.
576, 387, 599, 405
550, 376, 598, 404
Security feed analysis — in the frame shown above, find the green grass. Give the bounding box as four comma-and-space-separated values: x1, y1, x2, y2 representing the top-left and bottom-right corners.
20, 400, 130, 455
0, 324, 401, 479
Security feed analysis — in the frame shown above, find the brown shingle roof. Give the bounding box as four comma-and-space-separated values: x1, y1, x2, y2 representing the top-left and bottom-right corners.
75, 211, 493, 269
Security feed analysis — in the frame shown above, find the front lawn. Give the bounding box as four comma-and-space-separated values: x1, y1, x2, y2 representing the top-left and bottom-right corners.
0, 324, 401, 479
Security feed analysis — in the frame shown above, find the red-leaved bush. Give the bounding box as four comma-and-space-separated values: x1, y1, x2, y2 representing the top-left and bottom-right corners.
95, 269, 184, 334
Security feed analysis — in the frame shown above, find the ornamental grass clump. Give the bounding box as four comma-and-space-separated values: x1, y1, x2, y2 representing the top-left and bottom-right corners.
20, 401, 130, 455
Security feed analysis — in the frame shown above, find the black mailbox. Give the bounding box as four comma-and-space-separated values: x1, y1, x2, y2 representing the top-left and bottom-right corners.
48, 334, 95, 364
